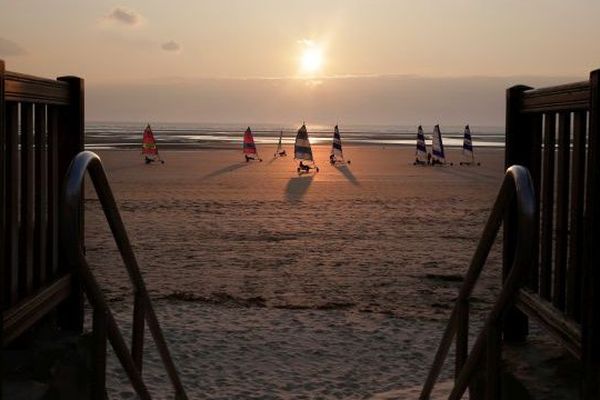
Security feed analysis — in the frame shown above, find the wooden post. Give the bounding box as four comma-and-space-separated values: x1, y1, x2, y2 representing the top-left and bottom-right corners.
582, 69, 600, 400
56, 76, 85, 333
503, 85, 532, 342
0, 58, 5, 400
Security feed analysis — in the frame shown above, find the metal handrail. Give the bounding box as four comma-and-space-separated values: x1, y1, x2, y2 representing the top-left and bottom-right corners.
419, 165, 536, 400
62, 151, 188, 400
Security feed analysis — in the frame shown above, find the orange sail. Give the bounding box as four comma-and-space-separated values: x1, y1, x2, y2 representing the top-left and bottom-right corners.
142, 124, 159, 156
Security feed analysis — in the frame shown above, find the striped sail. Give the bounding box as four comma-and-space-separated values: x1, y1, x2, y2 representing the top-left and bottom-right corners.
431, 125, 446, 163
243, 127, 258, 155
462, 125, 474, 162
332, 125, 343, 158
294, 124, 314, 161
416, 125, 427, 162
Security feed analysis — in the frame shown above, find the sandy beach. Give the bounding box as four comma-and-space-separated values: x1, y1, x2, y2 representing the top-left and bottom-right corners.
84, 145, 506, 399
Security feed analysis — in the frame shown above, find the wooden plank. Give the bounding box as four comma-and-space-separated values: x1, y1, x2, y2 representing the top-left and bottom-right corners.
540, 113, 556, 301
566, 111, 587, 321
47, 106, 59, 277
553, 112, 571, 311
34, 104, 48, 288
20, 102, 35, 296
4, 71, 70, 105
582, 69, 600, 400
516, 289, 581, 360
2, 274, 72, 344
56, 76, 85, 333
503, 85, 532, 342
5, 102, 19, 306
521, 81, 590, 113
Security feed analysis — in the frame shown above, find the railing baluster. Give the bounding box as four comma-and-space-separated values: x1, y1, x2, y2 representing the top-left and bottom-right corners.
540, 112, 556, 301
485, 322, 502, 400
92, 308, 108, 400
527, 114, 543, 293
5, 101, 19, 306
20, 102, 35, 296
566, 111, 587, 321
63, 151, 189, 400
553, 112, 571, 311
34, 104, 48, 289
455, 298, 468, 380
132, 292, 146, 373
47, 105, 59, 278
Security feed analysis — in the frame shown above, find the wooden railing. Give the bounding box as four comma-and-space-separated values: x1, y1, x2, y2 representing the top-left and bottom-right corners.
505, 70, 600, 399
420, 166, 536, 400
0, 60, 85, 347
62, 151, 188, 399
421, 70, 600, 400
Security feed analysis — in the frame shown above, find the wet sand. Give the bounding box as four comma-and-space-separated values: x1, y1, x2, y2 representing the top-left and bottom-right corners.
84, 145, 505, 398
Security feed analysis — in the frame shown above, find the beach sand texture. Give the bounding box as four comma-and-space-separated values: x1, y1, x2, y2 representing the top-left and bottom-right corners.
84, 145, 505, 399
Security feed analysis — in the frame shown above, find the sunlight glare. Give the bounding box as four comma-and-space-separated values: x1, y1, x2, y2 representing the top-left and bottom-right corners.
299, 41, 323, 75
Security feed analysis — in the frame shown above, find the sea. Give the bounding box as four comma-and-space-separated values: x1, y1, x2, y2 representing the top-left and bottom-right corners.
85, 122, 505, 150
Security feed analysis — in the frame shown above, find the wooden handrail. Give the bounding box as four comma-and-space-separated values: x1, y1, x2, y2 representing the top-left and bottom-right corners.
520, 81, 589, 113
61, 151, 188, 400
419, 165, 536, 400
5, 70, 71, 105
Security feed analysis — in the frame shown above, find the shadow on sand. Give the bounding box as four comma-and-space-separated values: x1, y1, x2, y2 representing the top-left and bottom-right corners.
201, 162, 248, 180
334, 164, 360, 186
285, 175, 314, 201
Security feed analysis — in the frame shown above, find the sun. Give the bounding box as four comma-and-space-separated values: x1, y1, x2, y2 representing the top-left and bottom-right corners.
299, 42, 323, 75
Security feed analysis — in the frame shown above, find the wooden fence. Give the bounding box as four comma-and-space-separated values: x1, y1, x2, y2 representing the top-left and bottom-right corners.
504, 70, 600, 398
0, 59, 84, 346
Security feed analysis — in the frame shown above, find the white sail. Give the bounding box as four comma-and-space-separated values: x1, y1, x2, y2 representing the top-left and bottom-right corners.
431, 125, 446, 163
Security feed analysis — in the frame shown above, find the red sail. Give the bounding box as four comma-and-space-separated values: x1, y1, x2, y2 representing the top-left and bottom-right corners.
243, 127, 257, 155
142, 125, 159, 155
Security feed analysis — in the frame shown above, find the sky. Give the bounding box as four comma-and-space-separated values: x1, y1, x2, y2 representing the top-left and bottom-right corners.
2, 1, 600, 126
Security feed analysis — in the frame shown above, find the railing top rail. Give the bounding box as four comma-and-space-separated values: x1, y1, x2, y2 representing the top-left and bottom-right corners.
4, 70, 72, 105
420, 165, 536, 400
520, 80, 589, 113
62, 151, 187, 400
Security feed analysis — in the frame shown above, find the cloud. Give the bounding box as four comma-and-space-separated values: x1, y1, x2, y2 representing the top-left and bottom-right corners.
0, 38, 26, 56
161, 41, 181, 53
105, 7, 143, 27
